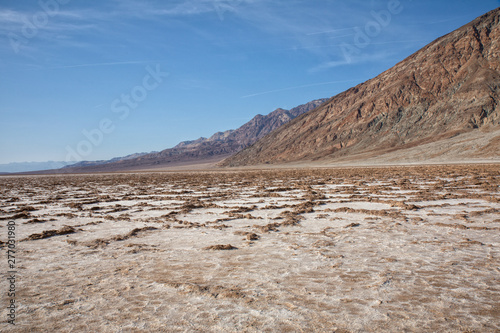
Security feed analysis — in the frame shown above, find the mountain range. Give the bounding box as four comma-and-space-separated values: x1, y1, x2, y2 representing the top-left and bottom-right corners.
58, 98, 328, 172
222, 8, 500, 167
17, 8, 500, 174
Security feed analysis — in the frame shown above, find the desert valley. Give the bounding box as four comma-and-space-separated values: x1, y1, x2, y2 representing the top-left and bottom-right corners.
1, 5, 500, 333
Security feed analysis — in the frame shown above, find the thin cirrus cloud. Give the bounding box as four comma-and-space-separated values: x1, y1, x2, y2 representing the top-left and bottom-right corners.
0, 1, 363, 64
241, 79, 363, 98
115, 0, 255, 18
151, 2, 224, 16
0, 1, 246, 50
0, 8, 89, 27
0, 1, 435, 75
50, 60, 159, 69
0, 7, 102, 52
306, 27, 358, 36
302, 42, 413, 73
308, 47, 409, 73
0, 9, 26, 23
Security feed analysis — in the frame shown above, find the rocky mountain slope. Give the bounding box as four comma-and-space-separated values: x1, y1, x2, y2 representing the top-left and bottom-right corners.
61, 99, 327, 172
222, 8, 500, 166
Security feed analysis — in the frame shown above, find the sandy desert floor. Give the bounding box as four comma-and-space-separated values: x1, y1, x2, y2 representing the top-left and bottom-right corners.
0, 165, 499, 332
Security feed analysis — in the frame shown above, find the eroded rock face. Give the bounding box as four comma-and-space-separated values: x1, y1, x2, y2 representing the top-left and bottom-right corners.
223, 8, 500, 166
135, 99, 328, 163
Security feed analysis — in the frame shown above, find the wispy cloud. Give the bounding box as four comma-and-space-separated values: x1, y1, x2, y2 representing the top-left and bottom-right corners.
0, 9, 26, 24
306, 27, 356, 36
50, 60, 158, 69
0, 0, 256, 54
0, 8, 91, 27
151, 1, 223, 16
223, 0, 408, 66
241, 79, 363, 98
307, 45, 418, 73
308, 60, 353, 72
0, 6, 106, 55
407, 14, 474, 27
111, 0, 257, 19
0, 1, 444, 73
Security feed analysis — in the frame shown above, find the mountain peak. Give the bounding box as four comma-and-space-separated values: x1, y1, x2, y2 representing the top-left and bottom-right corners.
58, 98, 328, 172
222, 8, 500, 166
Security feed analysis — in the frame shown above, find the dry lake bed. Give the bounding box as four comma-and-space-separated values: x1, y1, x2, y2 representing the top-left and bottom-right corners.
0, 165, 499, 332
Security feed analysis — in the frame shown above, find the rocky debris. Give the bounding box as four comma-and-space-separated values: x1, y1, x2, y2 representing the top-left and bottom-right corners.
23, 226, 77, 241
203, 244, 238, 250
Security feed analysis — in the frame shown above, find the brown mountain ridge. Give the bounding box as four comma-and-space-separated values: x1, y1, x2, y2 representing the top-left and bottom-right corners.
60, 98, 327, 172
221, 8, 500, 167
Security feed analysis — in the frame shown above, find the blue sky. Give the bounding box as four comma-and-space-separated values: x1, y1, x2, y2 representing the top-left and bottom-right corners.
0, 0, 498, 164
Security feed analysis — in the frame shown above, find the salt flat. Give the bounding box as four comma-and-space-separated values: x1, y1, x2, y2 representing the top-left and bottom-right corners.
0, 165, 499, 332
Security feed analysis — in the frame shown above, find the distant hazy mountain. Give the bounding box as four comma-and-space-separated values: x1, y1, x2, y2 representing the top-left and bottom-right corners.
61, 152, 154, 169
59, 98, 328, 172
222, 8, 500, 166
0, 161, 74, 173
